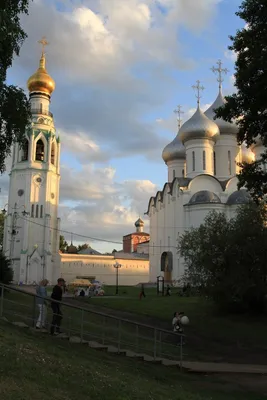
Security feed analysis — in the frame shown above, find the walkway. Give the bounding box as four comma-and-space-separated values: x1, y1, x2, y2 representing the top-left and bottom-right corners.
4, 318, 267, 375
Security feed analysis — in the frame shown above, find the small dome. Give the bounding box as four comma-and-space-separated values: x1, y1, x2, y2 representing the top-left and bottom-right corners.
226, 190, 251, 205
241, 143, 255, 164
179, 107, 219, 144
162, 135, 185, 163
27, 53, 55, 96
189, 190, 221, 205
204, 91, 239, 136
135, 217, 144, 227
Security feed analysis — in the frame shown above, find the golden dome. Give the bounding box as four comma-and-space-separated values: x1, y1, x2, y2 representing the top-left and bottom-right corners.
27, 53, 55, 96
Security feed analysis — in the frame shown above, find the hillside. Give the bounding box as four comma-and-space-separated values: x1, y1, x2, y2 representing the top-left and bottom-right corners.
0, 321, 265, 400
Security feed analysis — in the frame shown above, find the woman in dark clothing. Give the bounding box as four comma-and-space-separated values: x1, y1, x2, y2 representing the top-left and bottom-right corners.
50, 278, 65, 335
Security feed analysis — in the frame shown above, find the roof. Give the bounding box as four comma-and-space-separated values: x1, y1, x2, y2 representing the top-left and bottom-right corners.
123, 232, 150, 238
78, 246, 101, 255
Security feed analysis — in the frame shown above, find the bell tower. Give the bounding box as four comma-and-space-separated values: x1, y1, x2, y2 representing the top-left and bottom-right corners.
3, 37, 61, 284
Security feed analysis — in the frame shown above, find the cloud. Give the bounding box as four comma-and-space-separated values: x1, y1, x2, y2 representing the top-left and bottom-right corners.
224, 49, 237, 62
2, 0, 223, 250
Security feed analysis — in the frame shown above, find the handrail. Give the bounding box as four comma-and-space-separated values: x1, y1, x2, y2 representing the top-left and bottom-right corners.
0, 283, 184, 337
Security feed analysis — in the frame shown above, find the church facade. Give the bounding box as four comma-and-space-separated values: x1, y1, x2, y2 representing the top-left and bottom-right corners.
146, 61, 265, 284
3, 42, 61, 284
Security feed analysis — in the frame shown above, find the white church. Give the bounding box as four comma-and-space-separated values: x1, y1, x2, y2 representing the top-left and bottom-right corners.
146, 61, 264, 284
3, 42, 61, 284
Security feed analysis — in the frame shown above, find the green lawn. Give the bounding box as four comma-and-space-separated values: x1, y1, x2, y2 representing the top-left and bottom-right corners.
0, 321, 265, 400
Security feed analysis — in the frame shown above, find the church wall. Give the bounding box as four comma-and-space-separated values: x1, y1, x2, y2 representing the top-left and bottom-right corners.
187, 175, 222, 194
214, 135, 238, 180
60, 254, 149, 286
167, 159, 185, 181
185, 139, 215, 178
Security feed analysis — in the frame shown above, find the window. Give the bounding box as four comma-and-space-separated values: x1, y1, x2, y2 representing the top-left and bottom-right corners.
213, 151, 216, 175
21, 140, 29, 161
152, 242, 154, 255
182, 169, 185, 177
203, 150, 206, 170
168, 236, 170, 248
173, 169, 175, 180
192, 151, 195, 171
228, 150, 231, 175
51, 142, 55, 165
36, 139, 45, 161
35, 204, 39, 218
40, 103, 43, 113
31, 205, 34, 218
40, 205, 43, 218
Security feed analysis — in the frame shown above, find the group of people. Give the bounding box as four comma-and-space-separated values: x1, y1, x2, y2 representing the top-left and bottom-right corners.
35, 277, 65, 335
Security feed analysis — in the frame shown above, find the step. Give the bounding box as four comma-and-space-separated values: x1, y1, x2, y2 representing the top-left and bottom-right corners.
107, 345, 127, 355
125, 350, 144, 360
161, 358, 180, 367
12, 321, 29, 328
89, 341, 109, 350
69, 336, 88, 344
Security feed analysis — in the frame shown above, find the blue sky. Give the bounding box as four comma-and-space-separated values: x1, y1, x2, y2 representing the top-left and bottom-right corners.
1, 0, 244, 252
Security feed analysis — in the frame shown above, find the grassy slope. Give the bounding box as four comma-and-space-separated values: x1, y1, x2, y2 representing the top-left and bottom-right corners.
0, 321, 264, 400
88, 286, 267, 346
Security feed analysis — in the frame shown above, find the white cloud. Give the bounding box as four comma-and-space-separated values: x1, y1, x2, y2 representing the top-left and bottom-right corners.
224, 49, 237, 62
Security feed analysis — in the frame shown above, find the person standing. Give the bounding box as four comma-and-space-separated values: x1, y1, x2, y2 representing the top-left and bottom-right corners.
36, 279, 49, 329
139, 283, 146, 300
50, 278, 65, 335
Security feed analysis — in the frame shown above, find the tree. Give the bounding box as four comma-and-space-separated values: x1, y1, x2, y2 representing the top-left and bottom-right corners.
59, 235, 68, 253
215, 0, 267, 202
0, 253, 13, 284
0, 1, 32, 173
179, 204, 267, 313
77, 243, 89, 252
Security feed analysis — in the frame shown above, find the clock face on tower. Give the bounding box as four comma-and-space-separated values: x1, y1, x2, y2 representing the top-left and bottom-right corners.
33, 175, 43, 186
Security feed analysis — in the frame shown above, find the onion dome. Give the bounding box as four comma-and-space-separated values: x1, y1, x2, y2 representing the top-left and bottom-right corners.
67, 243, 77, 254
241, 143, 255, 163
189, 190, 221, 205
135, 217, 144, 228
204, 90, 238, 136
27, 52, 55, 96
162, 135, 185, 163
179, 106, 219, 144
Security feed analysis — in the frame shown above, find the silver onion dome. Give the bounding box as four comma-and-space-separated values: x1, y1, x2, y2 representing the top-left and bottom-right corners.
204, 90, 239, 136
162, 135, 185, 163
179, 106, 219, 144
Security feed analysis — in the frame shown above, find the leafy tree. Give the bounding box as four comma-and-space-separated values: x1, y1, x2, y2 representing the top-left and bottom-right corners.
215, 0, 267, 202
77, 243, 89, 252
179, 204, 267, 313
0, 1, 32, 173
0, 253, 13, 284
59, 235, 68, 253
0, 212, 4, 250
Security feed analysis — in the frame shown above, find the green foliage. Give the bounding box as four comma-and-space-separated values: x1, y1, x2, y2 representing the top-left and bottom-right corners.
0, 252, 13, 284
77, 243, 88, 252
179, 204, 267, 313
0, 1, 32, 173
59, 235, 68, 252
214, 0, 267, 202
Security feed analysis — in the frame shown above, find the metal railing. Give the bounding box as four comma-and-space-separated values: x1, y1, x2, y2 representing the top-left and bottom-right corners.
31, 109, 53, 118
0, 284, 185, 366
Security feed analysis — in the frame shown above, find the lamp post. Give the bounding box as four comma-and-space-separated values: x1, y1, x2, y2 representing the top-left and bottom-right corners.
113, 261, 122, 295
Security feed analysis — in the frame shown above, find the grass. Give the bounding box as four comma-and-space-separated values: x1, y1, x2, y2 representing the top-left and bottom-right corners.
0, 320, 265, 400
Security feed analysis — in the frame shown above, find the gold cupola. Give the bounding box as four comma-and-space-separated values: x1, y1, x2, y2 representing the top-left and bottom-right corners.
27, 37, 55, 96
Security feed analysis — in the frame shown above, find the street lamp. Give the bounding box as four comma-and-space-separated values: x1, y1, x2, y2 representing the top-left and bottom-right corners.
113, 261, 122, 295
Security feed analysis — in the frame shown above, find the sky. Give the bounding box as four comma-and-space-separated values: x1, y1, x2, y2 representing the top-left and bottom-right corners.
0, 0, 243, 252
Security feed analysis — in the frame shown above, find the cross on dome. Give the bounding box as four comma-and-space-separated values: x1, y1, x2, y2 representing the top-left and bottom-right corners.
211, 59, 229, 90
174, 105, 184, 129
192, 80, 204, 106
38, 36, 49, 55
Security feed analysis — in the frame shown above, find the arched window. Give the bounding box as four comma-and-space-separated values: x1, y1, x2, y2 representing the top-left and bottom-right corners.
203, 151, 206, 170
213, 151, 216, 175
182, 169, 185, 177
51, 142, 56, 165
36, 139, 45, 161
31, 205, 34, 218
228, 150, 231, 175
21, 140, 29, 161
40, 205, 43, 218
192, 151, 195, 171
173, 169, 175, 180
35, 204, 39, 218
